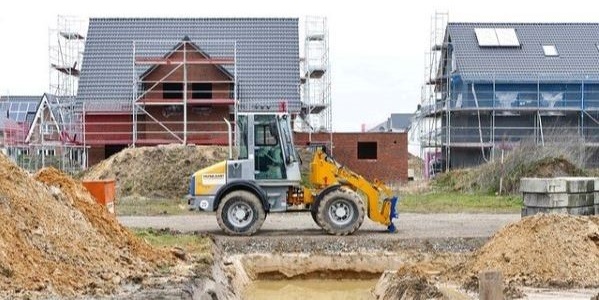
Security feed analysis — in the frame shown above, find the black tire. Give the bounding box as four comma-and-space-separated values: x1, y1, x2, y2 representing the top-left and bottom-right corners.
316, 187, 365, 236
216, 190, 266, 236
310, 203, 322, 228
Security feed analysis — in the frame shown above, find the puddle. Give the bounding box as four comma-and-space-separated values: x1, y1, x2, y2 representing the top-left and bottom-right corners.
244, 279, 377, 300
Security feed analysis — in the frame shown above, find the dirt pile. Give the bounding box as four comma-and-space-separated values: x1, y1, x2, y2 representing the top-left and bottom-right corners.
374, 264, 443, 300
461, 214, 599, 288
0, 154, 173, 297
80, 144, 228, 198
434, 156, 585, 194
296, 147, 314, 176
35, 168, 170, 265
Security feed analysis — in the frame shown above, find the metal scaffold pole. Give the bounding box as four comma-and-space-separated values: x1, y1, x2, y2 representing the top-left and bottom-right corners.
183, 41, 188, 145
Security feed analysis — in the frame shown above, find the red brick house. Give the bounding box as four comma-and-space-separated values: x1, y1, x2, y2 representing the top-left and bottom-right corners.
78, 18, 301, 164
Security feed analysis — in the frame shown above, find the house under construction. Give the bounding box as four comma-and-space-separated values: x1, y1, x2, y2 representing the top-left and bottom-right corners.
76, 17, 332, 165
1, 16, 333, 170
417, 17, 599, 172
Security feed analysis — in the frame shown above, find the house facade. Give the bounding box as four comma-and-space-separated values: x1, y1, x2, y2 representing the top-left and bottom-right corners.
77, 18, 300, 164
418, 23, 599, 169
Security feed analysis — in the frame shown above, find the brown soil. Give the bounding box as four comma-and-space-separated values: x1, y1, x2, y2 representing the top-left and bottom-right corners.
34, 168, 170, 265
0, 154, 173, 297
79, 144, 228, 198
460, 214, 599, 288
296, 147, 314, 178
525, 157, 584, 178
376, 264, 444, 300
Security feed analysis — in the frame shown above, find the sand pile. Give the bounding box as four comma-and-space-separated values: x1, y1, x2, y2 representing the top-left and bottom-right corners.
0, 154, 173, 297
80, 144, 228, 198
462, 214, 599, 288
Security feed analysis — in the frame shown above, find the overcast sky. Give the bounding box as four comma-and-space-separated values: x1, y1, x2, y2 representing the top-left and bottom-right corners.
0, 0, 597, 133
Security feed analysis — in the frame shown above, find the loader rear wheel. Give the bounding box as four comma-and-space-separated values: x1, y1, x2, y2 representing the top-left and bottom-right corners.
216, 190, 266, 236
316, 187, 365, 236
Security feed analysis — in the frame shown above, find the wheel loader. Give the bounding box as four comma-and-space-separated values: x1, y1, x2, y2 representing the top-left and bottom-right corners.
187, 112, 399, 236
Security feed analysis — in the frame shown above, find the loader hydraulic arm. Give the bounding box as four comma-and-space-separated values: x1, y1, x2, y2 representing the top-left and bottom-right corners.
309, 148, 399, 231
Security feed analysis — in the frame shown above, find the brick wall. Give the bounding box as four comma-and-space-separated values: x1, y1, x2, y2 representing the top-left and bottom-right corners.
85, 114, 133, 145
294, 132, 408, 183
142, 43, 232, 102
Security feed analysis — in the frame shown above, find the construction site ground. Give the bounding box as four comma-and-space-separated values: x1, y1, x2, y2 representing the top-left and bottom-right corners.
119, 213, 599, 299
3, 144, 598, 299
119, 212, 519, 240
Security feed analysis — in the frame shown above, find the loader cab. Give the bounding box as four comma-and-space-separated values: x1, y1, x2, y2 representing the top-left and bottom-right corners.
236, 112, 301, 182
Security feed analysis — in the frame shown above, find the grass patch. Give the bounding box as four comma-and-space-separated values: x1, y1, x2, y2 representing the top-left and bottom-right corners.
134, 229, 212, 254
134, 229, 213, 276
399, 192, 522, 213
117, 196, 192, 216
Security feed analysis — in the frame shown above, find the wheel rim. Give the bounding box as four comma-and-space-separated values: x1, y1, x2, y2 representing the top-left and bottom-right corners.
227, 201, 254, 228
327, 199, 354, 226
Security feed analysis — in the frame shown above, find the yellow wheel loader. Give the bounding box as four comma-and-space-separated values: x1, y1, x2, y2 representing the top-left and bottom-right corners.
187, 112, 399, 236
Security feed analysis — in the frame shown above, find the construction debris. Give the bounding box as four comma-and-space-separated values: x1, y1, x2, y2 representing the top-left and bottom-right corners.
0, 153, 173, 297
461, 214, 599, 288
521, 177, 598, 217
79, 144, 228, 198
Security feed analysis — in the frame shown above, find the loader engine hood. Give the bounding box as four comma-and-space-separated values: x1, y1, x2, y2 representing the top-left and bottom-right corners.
189, 160, 227, 197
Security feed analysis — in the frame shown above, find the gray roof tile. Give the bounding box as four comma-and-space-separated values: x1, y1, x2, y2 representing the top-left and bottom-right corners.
78, 18, 300, 112
447, 23, 599, 81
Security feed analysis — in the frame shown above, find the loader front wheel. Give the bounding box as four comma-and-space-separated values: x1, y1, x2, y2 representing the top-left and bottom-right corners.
310, 203, 322, 228
316, 187, 365, 236
216, 190, 266, 236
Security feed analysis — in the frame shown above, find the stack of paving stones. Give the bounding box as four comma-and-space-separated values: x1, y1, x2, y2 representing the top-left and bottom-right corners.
520, 177, 598, 217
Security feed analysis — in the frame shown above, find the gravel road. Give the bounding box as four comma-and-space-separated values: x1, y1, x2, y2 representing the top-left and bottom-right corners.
119, 212, 519, 239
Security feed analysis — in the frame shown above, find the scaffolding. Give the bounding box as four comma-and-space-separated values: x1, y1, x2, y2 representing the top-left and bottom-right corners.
1, 16, 87, 173
47, 16, 87, 172
300, 16, 332, 133
415, 14, 599, 174
126, 39, 238, 147
416, 12, 449, 178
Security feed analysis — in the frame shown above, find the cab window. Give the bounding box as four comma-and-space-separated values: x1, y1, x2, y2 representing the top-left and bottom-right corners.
254, 115, 286, 179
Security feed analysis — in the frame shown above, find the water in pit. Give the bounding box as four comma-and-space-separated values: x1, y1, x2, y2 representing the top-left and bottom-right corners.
245, 279, 378, 300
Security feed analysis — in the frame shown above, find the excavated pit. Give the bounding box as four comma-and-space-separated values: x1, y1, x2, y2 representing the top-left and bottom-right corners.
227, 253, 394, 300
212, 246, 471, 300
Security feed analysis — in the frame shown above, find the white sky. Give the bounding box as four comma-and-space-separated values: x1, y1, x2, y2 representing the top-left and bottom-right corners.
0, 0, 598, 133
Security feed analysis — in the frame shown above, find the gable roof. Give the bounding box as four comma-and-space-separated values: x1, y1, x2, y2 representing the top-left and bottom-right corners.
139, 37, 234, 80
25, 94, 63, 143
447, 23, 599, 81
78, 18, 300, 111
368, 113, 413, 132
